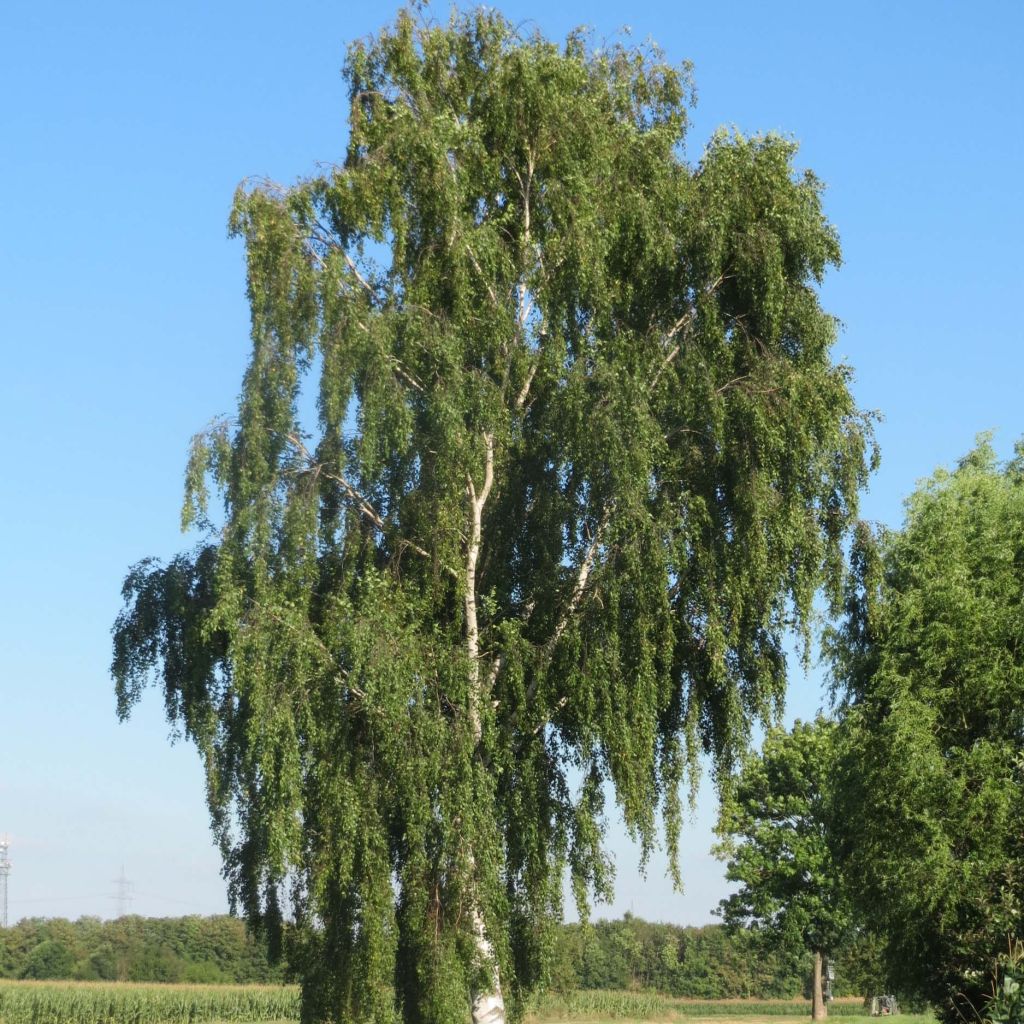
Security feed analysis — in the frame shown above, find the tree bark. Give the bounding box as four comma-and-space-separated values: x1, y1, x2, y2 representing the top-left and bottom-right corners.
465, 434, 506, 1024
812, 950, 827, 1020
470, 902, 505, 1024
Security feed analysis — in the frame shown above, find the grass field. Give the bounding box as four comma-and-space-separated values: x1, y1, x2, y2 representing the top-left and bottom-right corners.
0, 981, 936, 1024
536, 994, 870, 1016
529, 993, 934, 1023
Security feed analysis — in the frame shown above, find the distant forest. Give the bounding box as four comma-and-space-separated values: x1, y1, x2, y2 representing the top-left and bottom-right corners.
0, 915, 282, 984
0, 914, 882, 997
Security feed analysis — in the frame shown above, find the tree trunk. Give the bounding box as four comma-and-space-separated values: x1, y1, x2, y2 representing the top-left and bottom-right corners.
465, 434, 506, 1024
811, 950, 827, 1020
470, 904, 506, 1024
471, 987, 505, 1024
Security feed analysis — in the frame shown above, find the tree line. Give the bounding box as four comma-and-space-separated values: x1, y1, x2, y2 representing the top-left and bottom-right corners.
549, 916, 885, 1001
0, 913, 883, 999
0, 916, 283, 984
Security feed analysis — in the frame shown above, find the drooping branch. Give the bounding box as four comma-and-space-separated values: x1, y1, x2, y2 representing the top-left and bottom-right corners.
544, 512, 609, 657
650, 275, 727, 388
513, 509, 611, 726
285, 433, 456, 577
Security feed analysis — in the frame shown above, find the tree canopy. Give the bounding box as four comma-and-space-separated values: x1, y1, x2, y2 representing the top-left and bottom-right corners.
828, 437, 1024, 1023
714, 718, 851, 1019
112, 9, 873, 1023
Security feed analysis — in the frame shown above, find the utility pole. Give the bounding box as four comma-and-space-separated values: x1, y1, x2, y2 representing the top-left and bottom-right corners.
111, 866, 133, 918
0, 836, 11, 928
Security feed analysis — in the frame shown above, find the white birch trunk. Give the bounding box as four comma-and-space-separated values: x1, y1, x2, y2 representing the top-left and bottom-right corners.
470, 902, 505, 1024
464, 434, 506, 1024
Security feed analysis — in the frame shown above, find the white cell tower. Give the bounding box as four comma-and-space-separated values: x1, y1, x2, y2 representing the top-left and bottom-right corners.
0, 837, 11, 928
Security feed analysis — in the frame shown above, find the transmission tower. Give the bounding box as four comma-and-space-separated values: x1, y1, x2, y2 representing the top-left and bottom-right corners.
0, 837, 11, 928
111, 866, 133, 918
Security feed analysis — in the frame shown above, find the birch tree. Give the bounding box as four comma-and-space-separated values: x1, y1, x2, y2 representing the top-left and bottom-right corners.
112, 10, 874, 1023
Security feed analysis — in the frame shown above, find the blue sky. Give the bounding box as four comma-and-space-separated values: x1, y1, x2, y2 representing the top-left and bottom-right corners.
1, 0, 1022, 925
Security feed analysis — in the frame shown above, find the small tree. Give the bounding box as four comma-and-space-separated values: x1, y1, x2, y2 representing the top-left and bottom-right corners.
112, 9, 873, 1023
829, 438, 1024, 1024
714, 719, 850, 1019
21, 940, 75, 981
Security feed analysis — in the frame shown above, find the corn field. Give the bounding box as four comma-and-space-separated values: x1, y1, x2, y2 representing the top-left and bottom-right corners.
0, 980, 299, 1024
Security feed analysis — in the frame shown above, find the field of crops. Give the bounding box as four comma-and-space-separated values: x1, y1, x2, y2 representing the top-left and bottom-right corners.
0, 980, 298, 1023
0, 982, 930, 1024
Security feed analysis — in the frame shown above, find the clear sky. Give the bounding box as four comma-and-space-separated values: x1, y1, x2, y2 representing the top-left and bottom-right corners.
2, 0, 1022, 926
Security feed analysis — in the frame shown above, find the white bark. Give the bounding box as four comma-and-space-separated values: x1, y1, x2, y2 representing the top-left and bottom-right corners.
466, 160, 535, 1022
465, 433, 506, 1024
465, 432, 494, 744
470, 902, 505, 1024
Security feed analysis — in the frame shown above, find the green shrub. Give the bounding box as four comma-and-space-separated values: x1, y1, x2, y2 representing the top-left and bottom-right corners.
986, 941, 1024, 1024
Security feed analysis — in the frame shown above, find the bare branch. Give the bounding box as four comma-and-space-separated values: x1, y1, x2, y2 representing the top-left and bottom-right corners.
649, 314, 694, 389
715, 374, 750, 395
304, 246, 328, 271
512, 508, 612, 730
392, 361, 426, 394
478, 431, 495, 508
650, 274, 728, 389
545, 509, 609, 657
486, 654, 503, 692
516, 283, 533, 333
651, 341, 683, 388
515, 363, 537, 409
464, 242, 501, 309
306, 219, 377, 297
342, 251, 375, 296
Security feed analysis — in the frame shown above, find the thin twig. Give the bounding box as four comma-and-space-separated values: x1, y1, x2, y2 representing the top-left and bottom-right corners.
715, 374, 750, 395
464, 242, 501, 309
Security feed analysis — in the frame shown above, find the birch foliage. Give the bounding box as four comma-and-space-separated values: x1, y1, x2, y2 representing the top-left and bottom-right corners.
112, 10, 873, 1023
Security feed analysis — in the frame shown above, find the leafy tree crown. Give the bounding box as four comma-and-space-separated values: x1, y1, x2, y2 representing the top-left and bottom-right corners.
113, 8, 873, 1022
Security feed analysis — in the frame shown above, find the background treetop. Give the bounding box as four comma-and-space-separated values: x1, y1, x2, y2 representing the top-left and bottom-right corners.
715, 718, 851, 1019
